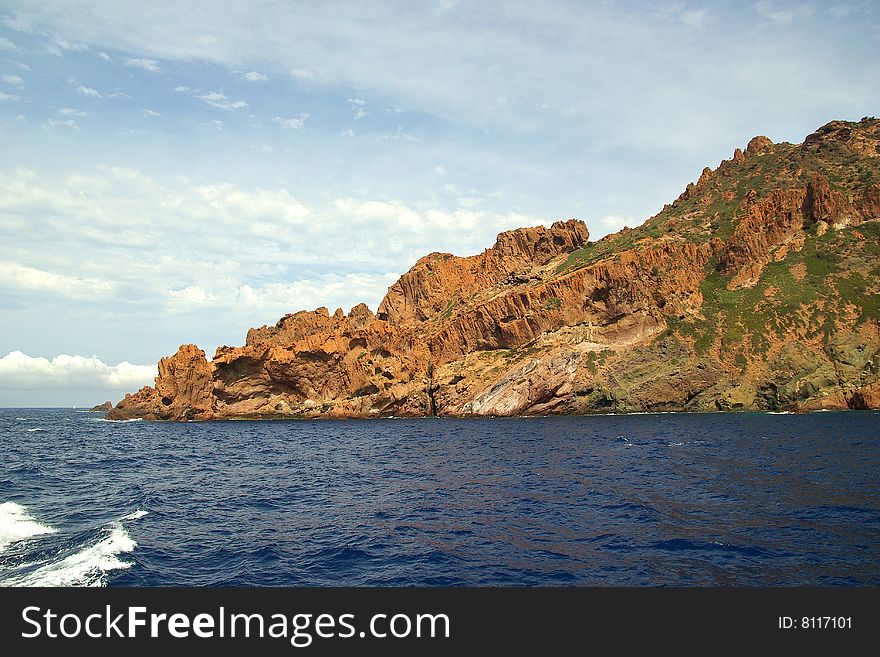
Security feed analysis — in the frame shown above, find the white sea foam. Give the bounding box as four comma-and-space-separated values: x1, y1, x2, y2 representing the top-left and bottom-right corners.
0, 505, 146, 587
4, 522, 137, 587
94, 417, 143, 423
25, 427, 45, 432
0, 502, 58, 551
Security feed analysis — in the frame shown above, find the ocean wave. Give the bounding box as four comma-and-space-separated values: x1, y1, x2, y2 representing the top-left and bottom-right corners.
3, 523, 137, 587
0, 502, 58, 551
0, 504, 147, 587
25, 427, 45, 432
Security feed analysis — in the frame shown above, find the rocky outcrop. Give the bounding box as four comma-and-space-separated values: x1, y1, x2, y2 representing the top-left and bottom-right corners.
109, 117, 880, 420
376, 219, 589, 325
89, 401, 113, 412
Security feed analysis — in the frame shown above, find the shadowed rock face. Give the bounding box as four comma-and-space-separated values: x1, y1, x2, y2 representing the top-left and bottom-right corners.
109, 118, 880, 420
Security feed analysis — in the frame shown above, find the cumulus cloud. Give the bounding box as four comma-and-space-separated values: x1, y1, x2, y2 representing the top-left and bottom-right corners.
143, 108, 161, 117
97, 51, 110, 61
173, 85, 189, 92
125, 56, 159, 72
0, 351, 155, 391
195, 91, 248, 110
58, 107, 87, 116
273, 113, 308, 129
1, 73, 24, 87
0, 91, 20, 102
242, 70, 267, 82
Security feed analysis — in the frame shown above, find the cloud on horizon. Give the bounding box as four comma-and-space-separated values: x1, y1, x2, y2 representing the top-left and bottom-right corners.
0, 351, 155, 391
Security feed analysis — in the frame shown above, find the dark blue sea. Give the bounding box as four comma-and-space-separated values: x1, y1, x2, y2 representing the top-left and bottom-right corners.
1, 408, 878, 587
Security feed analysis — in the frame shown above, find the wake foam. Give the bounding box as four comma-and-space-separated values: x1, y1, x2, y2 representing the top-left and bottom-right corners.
0, 504, 147, 587
0, 502, 57, 551
4, 523, 137, 587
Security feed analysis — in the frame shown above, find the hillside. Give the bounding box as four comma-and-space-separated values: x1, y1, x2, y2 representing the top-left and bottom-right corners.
109, 117, 880, 420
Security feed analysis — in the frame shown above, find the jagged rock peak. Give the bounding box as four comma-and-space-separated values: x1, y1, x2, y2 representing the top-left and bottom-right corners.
745, 135, 773, 156
490, 219, 590, 261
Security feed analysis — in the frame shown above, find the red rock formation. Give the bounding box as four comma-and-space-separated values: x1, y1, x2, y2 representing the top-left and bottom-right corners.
377, 219, 589, 325
108, 118, 880, 420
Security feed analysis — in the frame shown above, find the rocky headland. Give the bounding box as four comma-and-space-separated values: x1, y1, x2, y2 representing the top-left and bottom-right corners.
109, 117, 880, 420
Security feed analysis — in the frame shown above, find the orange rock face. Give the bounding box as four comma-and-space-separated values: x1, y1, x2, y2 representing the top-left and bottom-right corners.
109, 118, 880, 420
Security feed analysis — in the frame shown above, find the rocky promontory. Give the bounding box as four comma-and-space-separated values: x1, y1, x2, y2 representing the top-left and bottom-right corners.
110, 117, 880, 420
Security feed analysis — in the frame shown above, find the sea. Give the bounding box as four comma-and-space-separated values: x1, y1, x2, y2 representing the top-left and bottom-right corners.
1, 408, 878, 587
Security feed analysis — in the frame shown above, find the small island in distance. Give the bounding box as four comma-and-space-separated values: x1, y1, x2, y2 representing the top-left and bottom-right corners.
110, 117, 880, 421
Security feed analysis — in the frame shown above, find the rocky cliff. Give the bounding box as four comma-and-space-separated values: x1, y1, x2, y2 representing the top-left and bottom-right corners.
109, 117, 880, 420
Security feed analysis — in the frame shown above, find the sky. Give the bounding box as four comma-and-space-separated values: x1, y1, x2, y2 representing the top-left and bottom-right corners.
0, 0, 877, 406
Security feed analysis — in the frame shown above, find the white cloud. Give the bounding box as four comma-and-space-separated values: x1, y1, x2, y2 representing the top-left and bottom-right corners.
242, 70, 267, 82
69, 79, 129, 99
75, 84, 101, 97
341, 128, 355, 137
433, 165, 446, 175
196, 91, 248, 110
0, 166, 547, 319
143, 109, 161, 117
58, 107, 87, 117
173, 85, 190, 92
348, 97, 369, 120
205, 119, 224, 129
0, 91, 20, 102
0, 36, 21, 52
273, 113, 308, 129
97, 51, 110, 61
6, 59, 30, 71
44, 118, 78, 130
1, 73, 24, 87
168, 284, 217, 304
0, 351, 155, 391
125, 56, 159, 72
0, 261, 108, 297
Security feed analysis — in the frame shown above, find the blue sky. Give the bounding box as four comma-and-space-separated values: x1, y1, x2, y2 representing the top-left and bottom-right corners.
0, 0, 877, 405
